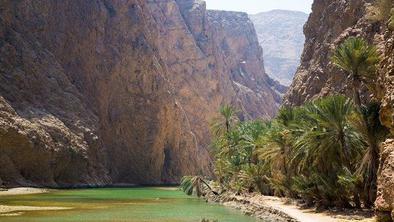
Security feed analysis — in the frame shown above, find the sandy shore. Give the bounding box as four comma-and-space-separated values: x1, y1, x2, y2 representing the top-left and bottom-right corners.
207, 192, 375, 222
0, 187, 71, 216
255, 196, 375, 222
0, 205, 71, 216
0, 187, 49, 196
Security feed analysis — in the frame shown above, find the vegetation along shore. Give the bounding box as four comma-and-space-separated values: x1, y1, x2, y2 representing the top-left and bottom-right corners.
180, 4, 394, 219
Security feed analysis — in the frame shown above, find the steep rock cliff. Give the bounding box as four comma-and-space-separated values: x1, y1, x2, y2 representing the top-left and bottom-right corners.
283, 0, 377, 106
283, 0, 394, 219
0, 0, 282, 186
376, 30, 394, 221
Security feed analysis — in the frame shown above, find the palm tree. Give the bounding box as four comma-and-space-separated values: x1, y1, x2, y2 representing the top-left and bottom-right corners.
180, 176, 218, 197
213, 157, 231, 187
221, 130, 243, 168
292, 96, 364, 207
238, 164, 270, 194
210, 105, 243, 193
350, 102, 389, 207
257, 121, 294, 196
255, 107, 305, 196
257, 107, 297, 169
276, 106, 297, 127
237, 121, 267, 165
332, 37, 385, 207
331, 37, 380, 108
258, 123, 288, 172
211, 105, 238, 137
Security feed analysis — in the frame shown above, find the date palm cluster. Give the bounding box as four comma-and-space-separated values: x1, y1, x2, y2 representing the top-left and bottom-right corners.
181, 37, 389, 209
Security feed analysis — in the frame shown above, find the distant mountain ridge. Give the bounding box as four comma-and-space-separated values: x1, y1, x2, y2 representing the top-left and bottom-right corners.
250, 10, 308, 86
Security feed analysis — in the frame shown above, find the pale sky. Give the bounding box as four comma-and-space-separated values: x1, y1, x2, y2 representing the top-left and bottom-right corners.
204, 0, 313, 14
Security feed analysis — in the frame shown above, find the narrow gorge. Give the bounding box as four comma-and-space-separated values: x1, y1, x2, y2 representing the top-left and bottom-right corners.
1, 0, 394, 221
0, 0, 283, 187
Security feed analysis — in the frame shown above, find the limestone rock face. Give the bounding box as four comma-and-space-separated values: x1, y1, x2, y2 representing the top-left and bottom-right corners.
376, 140, 394, 220
283, 0, 394, 218
377, 31, 394, 221
0, 95, 109, 187
0, 0, 110, 186
0, 0, 282, 186
379, 33, 394, 136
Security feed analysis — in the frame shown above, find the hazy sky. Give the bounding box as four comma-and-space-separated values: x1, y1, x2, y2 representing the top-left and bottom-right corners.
204, 0, 313, 14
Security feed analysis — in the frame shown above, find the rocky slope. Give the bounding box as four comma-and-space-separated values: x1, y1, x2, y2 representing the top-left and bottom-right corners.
250, 10, 308, 86
0, 0, 282, 187
283, 0, 394, 219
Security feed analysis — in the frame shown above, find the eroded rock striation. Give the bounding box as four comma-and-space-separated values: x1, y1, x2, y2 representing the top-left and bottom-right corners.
283, 0, 394, 219
0, 0, 282, 186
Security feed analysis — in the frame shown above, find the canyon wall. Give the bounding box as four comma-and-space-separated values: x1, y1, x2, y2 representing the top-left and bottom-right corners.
0, 0, 282, 186
283, 0, 393, 219
376, 29, 394, 221
283, 0, 376, 106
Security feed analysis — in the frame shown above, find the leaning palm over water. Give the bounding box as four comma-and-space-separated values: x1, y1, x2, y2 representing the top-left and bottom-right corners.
180, 176, 218, 197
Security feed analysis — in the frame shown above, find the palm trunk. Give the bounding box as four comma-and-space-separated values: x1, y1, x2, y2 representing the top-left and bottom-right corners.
354, 191, 361, 208
352, 74, 380, 207
352, 76, 365, 207
352, 76, 362, 109
370, 142, 379, 203
226, 120, 230, 134
364, 139, 379, 207
339, 130, 352, 168
201, 179, 219, 196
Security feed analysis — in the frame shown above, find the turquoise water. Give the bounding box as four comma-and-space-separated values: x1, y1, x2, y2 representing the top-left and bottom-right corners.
0, 187, 262, 222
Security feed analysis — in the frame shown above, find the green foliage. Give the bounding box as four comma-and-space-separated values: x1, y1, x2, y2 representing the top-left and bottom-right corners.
331, 37, 379, 83
211, 105, 239, 137
180, 176, 198, 196
332, 36, 380, 123
350, 102, 389, 206
208, 95, 387, 208
180, 176, 216, 197
293, 96, 363, 173
329, 36, 386, 207
289, 96, 364, 206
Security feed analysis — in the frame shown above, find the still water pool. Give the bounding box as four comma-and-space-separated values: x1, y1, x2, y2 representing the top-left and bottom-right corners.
0, 187, 263, 222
